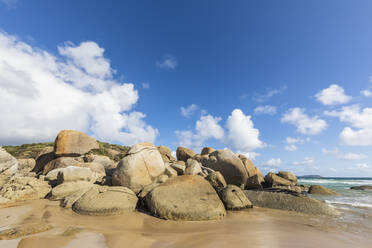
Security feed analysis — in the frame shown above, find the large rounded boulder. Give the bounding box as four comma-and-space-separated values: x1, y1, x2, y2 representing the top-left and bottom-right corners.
219, 185, 252, 210
264, 172, 293, 187
54, 130, 99, 157
201, 150, 248, 187
277, 171, 298, 185
176, 146, 195, 162
112, 142, 166, 194
308, 185, 339, 195
73, 186, 138, 215
145, 175, 226, 221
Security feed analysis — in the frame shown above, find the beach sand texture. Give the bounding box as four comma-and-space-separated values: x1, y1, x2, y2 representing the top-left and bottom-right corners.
0, 199, 371, 248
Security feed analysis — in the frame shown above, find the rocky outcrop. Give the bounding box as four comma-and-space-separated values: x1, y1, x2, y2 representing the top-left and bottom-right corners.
0, 176, 51, 203
50, 181, 94, 200
145, 175, 226, 221
32, 146, 55, 174
219, 185, 252, 210
169, 161, 186, 175
246, 174, 264, 189
185, 159, 202, 175
277, 171, 298, 185
200, 150, 248, 187
0, 147, 18, 175
72, 186, 138, 215
56, 166, 95, 184
42, 156, 84, 175
238, 154, 262, 178
74, 162, 106, 183
54, 130, 99, 157
84, 154, 115, 169
164, 165, 177, 178
308, 185, 339, 195
264, 172, 294, 187
201, 147, 215, 155
157, 146, 176, 163
244, 190, 338, 215
176, 146, 195, 162
112, 142, 166, 194
17, 158, 36, 173
206, 171, 227, 190
350, 185, 372, 190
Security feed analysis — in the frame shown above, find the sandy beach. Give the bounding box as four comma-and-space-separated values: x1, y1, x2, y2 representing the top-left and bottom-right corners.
0, 199, 371, 248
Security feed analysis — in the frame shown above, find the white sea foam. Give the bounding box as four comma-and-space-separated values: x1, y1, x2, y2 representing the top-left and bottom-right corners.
298, 179, 372, 185
325, 200, 372, 209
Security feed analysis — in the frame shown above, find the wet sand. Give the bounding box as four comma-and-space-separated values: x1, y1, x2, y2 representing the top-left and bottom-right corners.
0, 199, 371, 248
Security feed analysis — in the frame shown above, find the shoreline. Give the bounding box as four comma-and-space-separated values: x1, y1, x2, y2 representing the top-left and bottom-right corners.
1, 199, 371, 248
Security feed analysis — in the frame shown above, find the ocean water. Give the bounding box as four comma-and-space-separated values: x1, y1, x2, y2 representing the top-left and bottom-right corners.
298, 177, 372, 231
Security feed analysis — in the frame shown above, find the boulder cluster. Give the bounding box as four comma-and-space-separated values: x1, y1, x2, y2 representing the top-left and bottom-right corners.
0, 130, 338, 221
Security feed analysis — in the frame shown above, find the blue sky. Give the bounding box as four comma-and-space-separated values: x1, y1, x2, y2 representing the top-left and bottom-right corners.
1, 0, 372, 177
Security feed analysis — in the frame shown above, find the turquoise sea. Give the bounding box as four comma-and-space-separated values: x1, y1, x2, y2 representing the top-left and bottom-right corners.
298, 177, 372, 231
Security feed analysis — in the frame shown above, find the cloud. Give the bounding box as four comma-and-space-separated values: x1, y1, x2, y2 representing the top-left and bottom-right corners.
315, 84, 351, 105
338, 152, 366, 160
263, 158, 282, 167
322, 148, 339, 154
0, 0, 17, 8
322, 147, 366, 160
0, 31, 158, 145
142, 82, 150, 89
180, 104, 199, 118
156, 54, 177, 69
349, 163, 372, 172
284, 137, 309, 151
176, 114, 224, 151
176, 109, 265, 154
226, 109, 266, 152
325, 105, 372, 146
292, 157, 315, 166
238, 151, 261, 160
361, 89, 372, 97
252, 85, 287, 103
355, 163, 370, 170
281, 108, 327, 135
254, 105, 277, 115
285, 145, 297, 151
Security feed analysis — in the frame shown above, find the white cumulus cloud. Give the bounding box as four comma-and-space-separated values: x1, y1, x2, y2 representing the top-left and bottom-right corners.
263, 158, 282, 167
176, 114, 224, 151
254, 105, 277, 115
226, 109, 266, 152
176, 109, 265, 154
315, 84, 351, 105
0, 32, 158, 145
325, 105, 372, 146
281, 108, 327, 135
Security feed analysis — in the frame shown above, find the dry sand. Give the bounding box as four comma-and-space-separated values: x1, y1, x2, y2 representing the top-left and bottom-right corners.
0, 199, 371, 248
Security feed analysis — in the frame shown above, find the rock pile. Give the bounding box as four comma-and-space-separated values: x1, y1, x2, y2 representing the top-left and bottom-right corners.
0, 129, 339, 224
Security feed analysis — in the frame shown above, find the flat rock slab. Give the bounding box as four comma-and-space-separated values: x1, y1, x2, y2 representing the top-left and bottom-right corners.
145, 175, 226, 221
0, 222, 53, 240
244, 190, 338, 216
